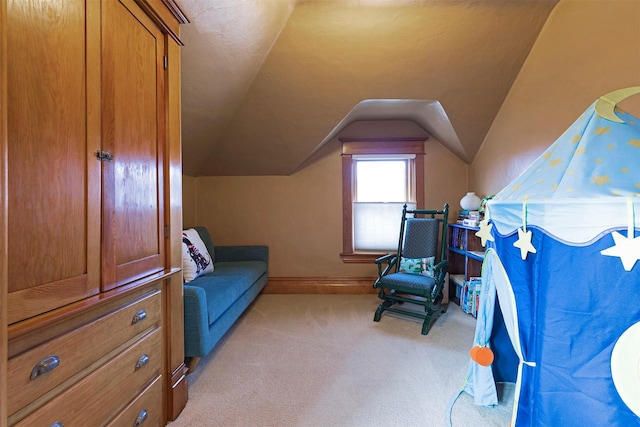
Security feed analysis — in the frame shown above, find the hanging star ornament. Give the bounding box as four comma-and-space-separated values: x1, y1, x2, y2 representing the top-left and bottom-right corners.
475, 218, 494, 247
601, 231, 640, 271
513, 227, 537, 260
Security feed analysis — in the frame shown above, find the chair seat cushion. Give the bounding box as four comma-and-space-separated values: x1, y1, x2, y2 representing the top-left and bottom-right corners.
376, 272, 436, 292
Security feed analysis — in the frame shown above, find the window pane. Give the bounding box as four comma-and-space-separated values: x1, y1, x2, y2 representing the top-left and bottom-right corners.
355, 160, 406, 202
353, 202, 416, 251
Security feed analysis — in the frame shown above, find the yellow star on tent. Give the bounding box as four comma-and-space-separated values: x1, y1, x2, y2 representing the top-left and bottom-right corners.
628, 138, 640, 148
475, 219, 494, 247
591, 175, 612, 186
601, 231, 640, 271
595, 126, 610, 136
513, 227, 537, 260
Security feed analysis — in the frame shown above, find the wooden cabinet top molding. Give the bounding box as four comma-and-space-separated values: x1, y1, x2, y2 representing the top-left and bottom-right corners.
135, 0, 190, 45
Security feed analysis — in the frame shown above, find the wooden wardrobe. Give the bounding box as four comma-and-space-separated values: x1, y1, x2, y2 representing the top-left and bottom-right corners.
0, 0, 188, 425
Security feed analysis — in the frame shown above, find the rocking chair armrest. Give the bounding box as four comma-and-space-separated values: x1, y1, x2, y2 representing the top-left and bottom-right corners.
433, 259, 448, 273
432, 260, 449, 280
430, 260, 449, 299
374, 253, 395, 265
374, 253, 397, 278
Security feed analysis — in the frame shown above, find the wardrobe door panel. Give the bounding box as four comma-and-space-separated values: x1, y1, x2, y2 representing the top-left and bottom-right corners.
101, 0, 165, 291
6, 0, 101, 323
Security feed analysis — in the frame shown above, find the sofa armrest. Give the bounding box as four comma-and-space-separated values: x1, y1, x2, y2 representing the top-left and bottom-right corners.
183, 284, 210, 357
214, 245, 269, 264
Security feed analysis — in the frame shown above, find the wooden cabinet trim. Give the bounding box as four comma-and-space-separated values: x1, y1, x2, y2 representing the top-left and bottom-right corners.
7, 269, 178, 351
135, 0, 189, 45
7, 276, 93, 326
1, 0, 8, 422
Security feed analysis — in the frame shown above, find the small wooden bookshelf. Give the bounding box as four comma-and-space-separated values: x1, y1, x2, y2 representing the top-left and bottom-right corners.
447, 223, 485, 316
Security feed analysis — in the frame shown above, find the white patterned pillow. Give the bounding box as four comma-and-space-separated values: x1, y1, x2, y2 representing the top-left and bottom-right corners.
399, 256, 435, 277
182, 228, 214, 283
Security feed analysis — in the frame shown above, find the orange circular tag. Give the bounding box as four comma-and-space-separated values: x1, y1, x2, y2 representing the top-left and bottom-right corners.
470, 345, 494, 366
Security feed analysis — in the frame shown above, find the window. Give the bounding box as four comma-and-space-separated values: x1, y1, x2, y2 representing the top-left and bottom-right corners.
341, 139, 425, 263
353, 156, 416, 251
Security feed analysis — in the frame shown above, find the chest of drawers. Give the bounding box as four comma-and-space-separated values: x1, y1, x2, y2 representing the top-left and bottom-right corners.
8, 289, 163, 426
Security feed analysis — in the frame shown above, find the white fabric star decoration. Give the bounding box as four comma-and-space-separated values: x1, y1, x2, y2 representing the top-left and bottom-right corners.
601, 231, 640, 271
513, 227, 537, 260
475, 218, 494, 247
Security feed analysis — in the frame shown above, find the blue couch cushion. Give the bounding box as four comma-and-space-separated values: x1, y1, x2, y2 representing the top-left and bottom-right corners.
210, 261, 266, 284
188, 260, 267, 326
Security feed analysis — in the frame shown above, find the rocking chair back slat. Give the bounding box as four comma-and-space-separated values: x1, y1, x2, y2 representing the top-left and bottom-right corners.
402, 218, 439, 259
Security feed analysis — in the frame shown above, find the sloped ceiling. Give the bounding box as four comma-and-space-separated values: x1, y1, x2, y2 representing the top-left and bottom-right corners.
179, 0, 558, 177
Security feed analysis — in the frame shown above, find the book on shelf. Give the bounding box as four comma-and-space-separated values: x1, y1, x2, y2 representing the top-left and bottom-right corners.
471, 279, 482, 317
456, 209, 481, 226
462, 218, 479, 227
460, 277, 482, 317
450, 226, 466, 249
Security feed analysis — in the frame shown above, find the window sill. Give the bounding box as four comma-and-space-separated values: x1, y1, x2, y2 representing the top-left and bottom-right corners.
340, 252, 390, 264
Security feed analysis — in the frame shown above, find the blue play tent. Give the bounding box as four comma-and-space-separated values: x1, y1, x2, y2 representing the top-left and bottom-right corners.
462, 88, 640, 426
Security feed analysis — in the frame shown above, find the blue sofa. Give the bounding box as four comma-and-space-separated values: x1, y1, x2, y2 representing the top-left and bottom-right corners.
183, 226, 268, 371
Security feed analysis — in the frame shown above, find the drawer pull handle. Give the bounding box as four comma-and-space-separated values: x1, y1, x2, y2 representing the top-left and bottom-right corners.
50, 422, 64, 427
134, 409, 148, 426
132, 310, 147, 324
135, 354, 149, 370
30, 355, 60, 380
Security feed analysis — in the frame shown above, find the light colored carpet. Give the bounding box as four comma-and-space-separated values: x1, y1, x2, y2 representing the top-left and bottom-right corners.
169, 294, 514, 427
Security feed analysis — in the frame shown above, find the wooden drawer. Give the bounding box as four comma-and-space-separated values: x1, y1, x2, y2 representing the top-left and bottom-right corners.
107, 376, 163, 427
8, 290, 162, 416
12, 328, 162, 426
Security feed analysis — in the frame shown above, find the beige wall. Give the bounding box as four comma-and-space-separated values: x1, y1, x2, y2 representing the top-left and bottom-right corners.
471, 0, 640, 196
184, 139, 466, 278
183, 0, 640, 281
182, 174, 197, 229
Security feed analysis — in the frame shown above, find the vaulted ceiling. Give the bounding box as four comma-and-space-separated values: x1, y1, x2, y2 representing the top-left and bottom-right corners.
179, 0, 558, 177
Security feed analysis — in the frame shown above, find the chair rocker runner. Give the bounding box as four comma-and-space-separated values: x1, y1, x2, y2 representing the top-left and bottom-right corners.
373, 204, 449, 335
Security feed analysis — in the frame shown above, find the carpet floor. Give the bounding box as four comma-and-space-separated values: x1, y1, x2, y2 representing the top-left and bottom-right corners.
169, 294, 513, 427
